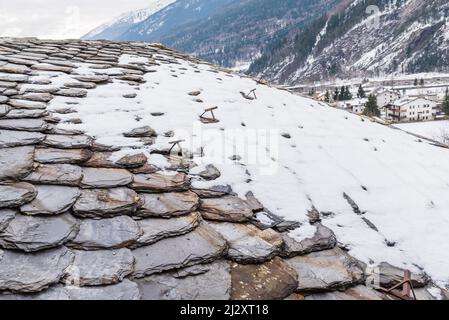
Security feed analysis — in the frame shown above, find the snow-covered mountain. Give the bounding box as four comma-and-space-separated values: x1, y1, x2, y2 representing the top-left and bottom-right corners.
82, 0, 175, 40
249, 0, 449, 84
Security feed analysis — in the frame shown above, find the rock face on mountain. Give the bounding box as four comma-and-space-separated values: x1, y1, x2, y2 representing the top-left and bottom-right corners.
248, 0, 449, 84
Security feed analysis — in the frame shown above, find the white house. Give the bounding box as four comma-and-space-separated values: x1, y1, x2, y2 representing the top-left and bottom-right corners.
386, 97, 437, 122
336, 98, 367, 114
373, 88, 401, 107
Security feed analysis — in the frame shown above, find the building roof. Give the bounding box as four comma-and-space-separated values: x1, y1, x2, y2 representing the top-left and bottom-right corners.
0, 37, 400, 300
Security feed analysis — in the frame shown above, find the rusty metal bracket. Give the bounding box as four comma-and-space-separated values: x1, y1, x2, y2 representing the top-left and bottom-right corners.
375, 270, 417, 300
168, 139, 185, 156
199, 106, 219, 123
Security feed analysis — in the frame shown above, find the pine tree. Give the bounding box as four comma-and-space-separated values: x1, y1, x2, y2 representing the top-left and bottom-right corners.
414, 78, 418, 86
345, 86, 352, 100
357, 84, 366, 98
420, 78, 425, 86
443, 87, 449, 116
339, 86, 345, 101
333, 88, 339, 101
324, 90, 331, 103
363, 95, 380, 117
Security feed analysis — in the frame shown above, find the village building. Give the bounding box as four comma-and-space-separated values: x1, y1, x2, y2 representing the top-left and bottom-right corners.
372, 87, 401, 107
336, 98, 367, 114
386, 97, 437, 122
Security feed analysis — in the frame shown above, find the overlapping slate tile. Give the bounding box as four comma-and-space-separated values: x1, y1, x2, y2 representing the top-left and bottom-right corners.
42, 134, 92, 149
8, 99, 47, 109
192, 185, 234, 198
0, 119, 48, 132
132, 224, 227, 278
136, 261, 231, 300
34, 148, 93, 164
137, 191, 199, 218
123, 126, 156, 138
20, 185, 80, 215
4, 108, 48, 119
370, 262, 430, 288
230, 257, 298, 300
0, 146, 35, 179
24, 164, 83, 186
280, 224, 337, 258
115, 153, 147, 168
0, 213, 78, 252
0, 210, 15, 232
63, 248, 134, 286
81, 168, 133, 188
69, 216, 141, 250
207, 222, 283, 263
200, 196, 255, 222
0, 182, 36, 208
132, 173, 190, 193
73, 188, 139, 218
12, 92, 53, 102
285, 247, 366, 293
0, 246, 74, 293
135, 212, 201, 247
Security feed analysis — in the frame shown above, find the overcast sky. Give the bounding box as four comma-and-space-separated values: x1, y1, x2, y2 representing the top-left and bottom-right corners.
0, 0, 156, 39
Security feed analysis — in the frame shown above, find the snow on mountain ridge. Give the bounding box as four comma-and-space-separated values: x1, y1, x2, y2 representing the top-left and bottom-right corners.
83, 0, 175, 40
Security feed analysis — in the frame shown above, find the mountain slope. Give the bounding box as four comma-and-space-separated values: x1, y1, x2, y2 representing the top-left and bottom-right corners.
82, 0, 175, 40
117, 0, 238, 42
248, 0, 449, 84
158, 0, 341, 69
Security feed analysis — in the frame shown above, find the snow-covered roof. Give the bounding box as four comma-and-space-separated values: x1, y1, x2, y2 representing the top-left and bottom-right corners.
0, 38, 447, 300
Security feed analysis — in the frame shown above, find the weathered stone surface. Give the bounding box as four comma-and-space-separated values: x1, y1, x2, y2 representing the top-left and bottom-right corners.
285, 248, 366, 293
137, 191, 199, 218
135, 212, 201, 247
116, 153, 147, 168
63, 249, 134, 286
7, 99, 47, 109
0, 63, 31, 74
31, 63, 72, 73
137, 261, 231, 300
42, 134, 92, 149
0, 146, 34, 179
0, 73, 28, 82
74, 75, 110, 84
192, 185, 234, 198
304, 285, 385, 300
281, 224, 337, 258
132, 224, 227, 278
12, 92, 53, 102
200, 196, 255, 222
0, 183, 36, 208
0, 246, 74, 293
73, 188, 139, 218
81, 168, 133, 188
199, 164, 221, 181
123, 126, 156, 138
245, 191, 264, 212
0, 104, 9, 116
251, 211, 280, 230
0, 119, 48, 132
0, 213, 78, 252
4, 108, 48, 119
230, 257, 298, 300
55, 89, 87, 98
34, 148, 92, 164
64, 82, 97, 89
0, 210, 15, 233
24, 164, 83, 186
20, 185, 80, 215
132, 173, 189, 193
84, 151, 116, 168
207, 222, 283, 263
370, 262, 430, 288
69, 216, 141, 250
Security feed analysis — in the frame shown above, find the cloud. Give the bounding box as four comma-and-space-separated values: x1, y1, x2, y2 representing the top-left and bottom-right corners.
0, 0, 155, 39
